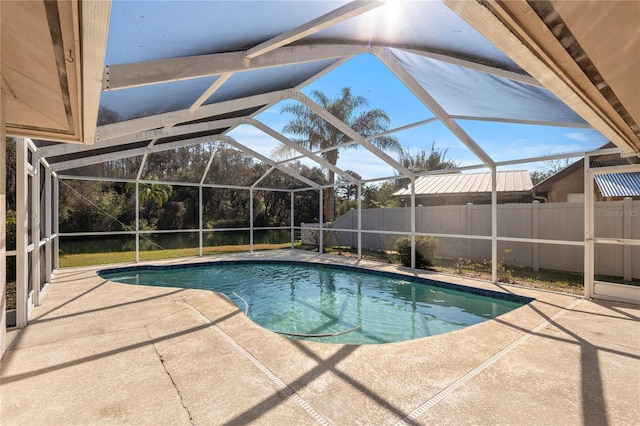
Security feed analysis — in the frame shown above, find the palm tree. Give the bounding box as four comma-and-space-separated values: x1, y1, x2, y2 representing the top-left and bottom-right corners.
125, 179, 173, 209
281, 87, 401, 221
399, 142, 459, 174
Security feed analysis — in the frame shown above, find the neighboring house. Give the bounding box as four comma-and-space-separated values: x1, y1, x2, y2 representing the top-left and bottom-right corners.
393, 170, 533, 206
532, 154, 640, 203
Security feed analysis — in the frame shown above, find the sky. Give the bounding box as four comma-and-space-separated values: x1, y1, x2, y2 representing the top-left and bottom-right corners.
234, 53, 608, 181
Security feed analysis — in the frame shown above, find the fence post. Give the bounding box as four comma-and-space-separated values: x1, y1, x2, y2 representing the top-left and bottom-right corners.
350, 208, 355, 248
466, 203, 473, 259
623, 197, 632, 281
533, 200, 540, 272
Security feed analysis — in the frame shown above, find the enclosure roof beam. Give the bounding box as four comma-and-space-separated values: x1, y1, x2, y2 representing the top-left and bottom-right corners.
398, 48, 543, 88
283, 141, 359, 164
277, 114, 435, 164
103, 43, 534, 93
41, 117, 241, 158
244, 118, 359, 185
95, 90, 285, 141
245, 1, 385, 59
494, 147, 622, 168
199, 142, 220, 185
50, 135, 222, 172
104, 44, 370, 91
220, 136, 321, 189
448, 115, 593, 129
289, 90, 414, 178
281, 115, 438, 164
376, 48, 496, 168
252, 167, 276, 189
190, 72, 234, 114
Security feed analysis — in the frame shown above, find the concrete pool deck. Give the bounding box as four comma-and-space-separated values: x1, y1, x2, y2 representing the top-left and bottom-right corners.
1, 249, 639, 425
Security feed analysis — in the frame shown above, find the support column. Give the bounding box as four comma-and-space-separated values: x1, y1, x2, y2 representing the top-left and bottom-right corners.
53, 177, 59, 270
135, 182, 140, 262
319, 189, 324, 253
0, 13, 6, 353
410, 177, 416, 269
45, 168, 52, 286
584, 155, 594, 298
16, 138, 29, 327
198, 186, 203, 257
357, 184, 362, 259
31, 152, 40, 306
491, 167, 497, 283
290, 192, 294, 249
249, 189, 254, 253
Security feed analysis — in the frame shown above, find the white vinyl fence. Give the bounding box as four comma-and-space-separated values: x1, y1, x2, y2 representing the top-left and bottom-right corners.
302, 199, 640, 279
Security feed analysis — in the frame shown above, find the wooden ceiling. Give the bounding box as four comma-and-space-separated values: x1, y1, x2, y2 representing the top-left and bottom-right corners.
1, 0, 109, 144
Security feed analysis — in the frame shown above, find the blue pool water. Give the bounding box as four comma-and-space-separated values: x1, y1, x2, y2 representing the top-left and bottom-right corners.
99, 261, 531, 344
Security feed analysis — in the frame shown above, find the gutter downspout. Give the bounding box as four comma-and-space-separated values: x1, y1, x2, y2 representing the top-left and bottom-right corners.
531, 189, 548, 203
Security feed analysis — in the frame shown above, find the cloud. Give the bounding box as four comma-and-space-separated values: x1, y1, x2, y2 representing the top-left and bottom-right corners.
564, 131, 591, 142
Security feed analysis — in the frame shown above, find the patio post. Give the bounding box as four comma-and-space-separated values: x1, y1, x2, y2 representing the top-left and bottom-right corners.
0, 41, 5, 353
135, 182, 140, 262
15, 138, 28, 327
45, 166, 52, 288
411, 176, 416, 269
491, 167, 497, 283
357, 183, 362, 260
53, 176, 59, 270
250, 189, 254, 253
31, 151, 40, 306
290, 191, 294, 249
198, 185, 203, 257
584, 154, 594, 298
319, 189, 324, 253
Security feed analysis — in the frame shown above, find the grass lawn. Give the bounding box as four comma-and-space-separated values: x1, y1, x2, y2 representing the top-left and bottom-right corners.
59, 243, 294, 268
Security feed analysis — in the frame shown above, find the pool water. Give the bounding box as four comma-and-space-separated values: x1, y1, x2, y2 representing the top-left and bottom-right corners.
99, 261, 530, 344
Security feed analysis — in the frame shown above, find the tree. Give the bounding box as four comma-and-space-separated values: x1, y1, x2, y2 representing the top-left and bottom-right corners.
124, 179, 174, 230
393, 142, 459, 192
126, 180, 173, 209
530, 158, 575, 185
399, 142, 459, 174
281, 87, 401, 221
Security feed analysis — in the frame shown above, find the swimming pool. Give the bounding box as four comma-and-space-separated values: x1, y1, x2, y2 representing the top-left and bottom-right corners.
99, 261, 532, 344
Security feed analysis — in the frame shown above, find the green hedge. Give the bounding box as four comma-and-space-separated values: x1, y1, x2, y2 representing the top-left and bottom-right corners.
396, 236, 439, 269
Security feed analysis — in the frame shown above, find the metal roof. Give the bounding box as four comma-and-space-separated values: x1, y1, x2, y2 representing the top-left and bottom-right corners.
594, 173, 640, 198
394, 170, 533, 196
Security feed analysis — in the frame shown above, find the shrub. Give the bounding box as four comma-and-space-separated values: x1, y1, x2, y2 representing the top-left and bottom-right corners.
396, 236, 439, 269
